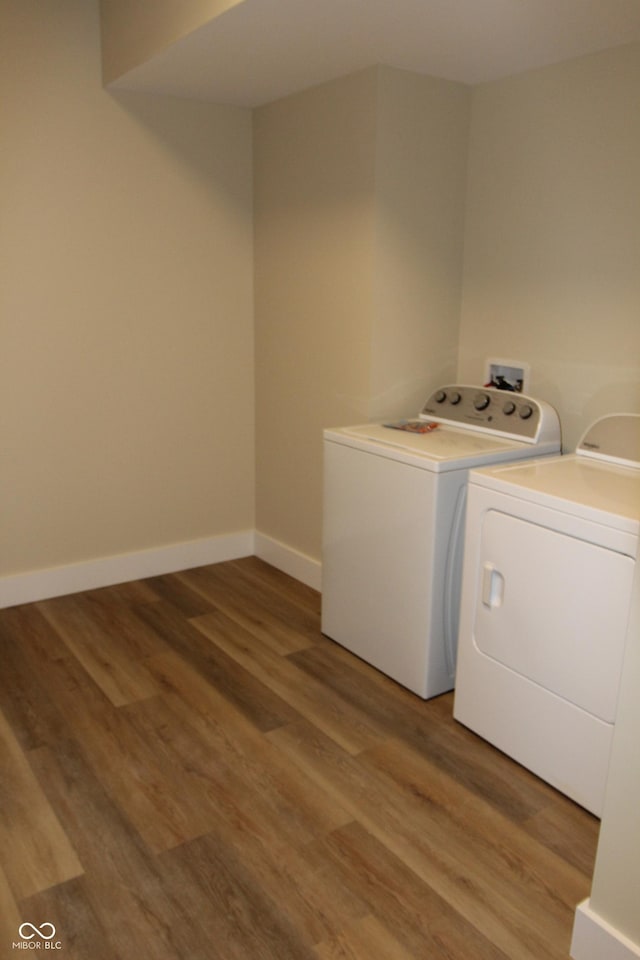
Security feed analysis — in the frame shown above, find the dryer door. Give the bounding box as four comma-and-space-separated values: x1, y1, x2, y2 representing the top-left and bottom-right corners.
473, 510, 635, 723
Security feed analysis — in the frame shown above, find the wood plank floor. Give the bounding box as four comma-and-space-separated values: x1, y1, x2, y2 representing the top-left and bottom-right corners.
0, 558, 599, 959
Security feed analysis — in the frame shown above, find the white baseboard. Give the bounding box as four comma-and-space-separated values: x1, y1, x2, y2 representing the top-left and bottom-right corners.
254, 531, 322, 591
571, 900, 640, 960
0, 531, 255, 609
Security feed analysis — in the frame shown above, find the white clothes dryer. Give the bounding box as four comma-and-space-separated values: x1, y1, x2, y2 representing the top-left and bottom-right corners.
321, 385, 561, 699
453, 414, 640, 815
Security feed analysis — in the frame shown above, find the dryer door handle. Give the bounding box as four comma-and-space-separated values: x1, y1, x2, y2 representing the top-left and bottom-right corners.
482, 562, 504, 609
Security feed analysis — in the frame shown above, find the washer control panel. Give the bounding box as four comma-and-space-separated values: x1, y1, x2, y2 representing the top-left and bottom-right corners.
420, 385, 558, 443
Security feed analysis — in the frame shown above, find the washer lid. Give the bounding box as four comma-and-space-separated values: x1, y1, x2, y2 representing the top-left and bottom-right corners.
324, 422, 538, 472
577, 413, 640, 469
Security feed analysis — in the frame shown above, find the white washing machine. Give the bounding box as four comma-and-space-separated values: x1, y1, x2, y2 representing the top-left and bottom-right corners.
453, 414, 640, 816
321, 384, 561, 699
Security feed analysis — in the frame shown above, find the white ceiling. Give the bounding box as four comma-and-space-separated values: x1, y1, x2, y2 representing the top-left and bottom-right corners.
109, 0, 640, 107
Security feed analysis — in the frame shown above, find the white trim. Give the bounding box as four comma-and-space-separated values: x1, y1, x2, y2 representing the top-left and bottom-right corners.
571, 900, 640, 960
254, 531, 322, 591
0, 531, 255, 609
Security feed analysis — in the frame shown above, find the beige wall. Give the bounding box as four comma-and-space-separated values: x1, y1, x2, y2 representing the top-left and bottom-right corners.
1, 0, 254, 577
253, 69, 379, 561
5, 7, 639, 575
458, 43, 640, 452
253, 67, 470, 560
254, 44, 640, 565
100, 0, 244, 84
372, 67, 470, 419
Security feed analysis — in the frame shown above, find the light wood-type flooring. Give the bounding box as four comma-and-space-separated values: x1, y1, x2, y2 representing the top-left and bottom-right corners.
0, 557, 599, 959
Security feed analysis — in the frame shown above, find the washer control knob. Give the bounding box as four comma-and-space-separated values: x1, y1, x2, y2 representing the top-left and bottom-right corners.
474, 393, 491, 411
519, 404, 534, 419
434, 390, 447, 403
449, 391, 462, 405
503, 400, 516, 416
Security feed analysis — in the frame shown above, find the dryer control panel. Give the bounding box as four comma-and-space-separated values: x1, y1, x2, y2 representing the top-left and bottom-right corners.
577, 413, 640, 469
419, 385, 560, 445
